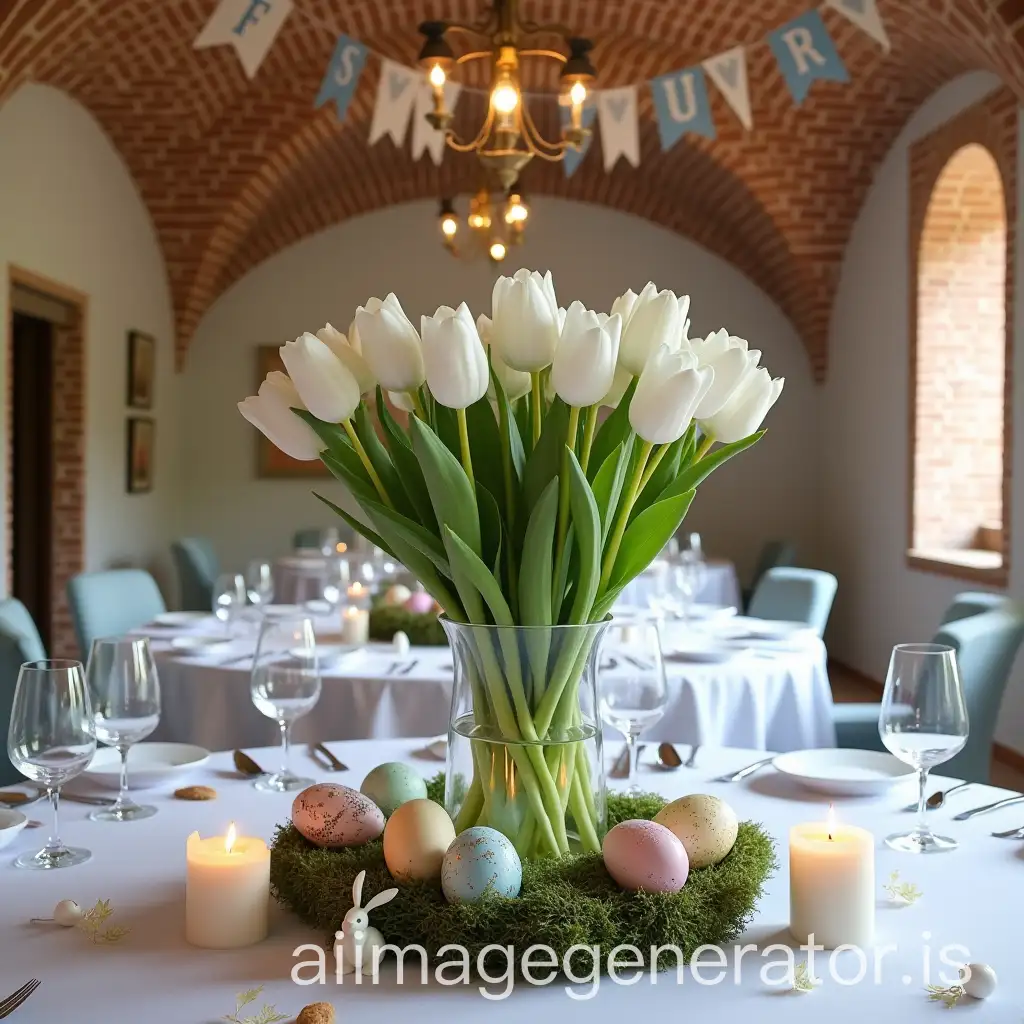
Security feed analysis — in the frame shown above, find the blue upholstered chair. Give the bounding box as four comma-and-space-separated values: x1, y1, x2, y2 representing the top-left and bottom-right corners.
293, 529, 322, 551
833, 601, 1024, 783
746, 566, 838, 637
0, 599, 47, 785
171, 538, 219, 612
940, 591, 1009, 626
66, 569, 167, 657
743, 540, 796, 609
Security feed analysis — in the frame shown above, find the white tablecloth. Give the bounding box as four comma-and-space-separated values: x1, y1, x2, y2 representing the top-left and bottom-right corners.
142, 615, 833, 753
620, 559, 741, 611
1, 739, 1021, 1022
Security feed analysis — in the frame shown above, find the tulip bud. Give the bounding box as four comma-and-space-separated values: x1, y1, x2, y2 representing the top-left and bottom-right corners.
629, 344, 714, 445
610, 288, 639, 326
701, 366, 784, 443
421, 303, 489, 409
389, 390, 416, 413
280, 332, 361, 423
691, 329, 764, 419
551, 301, 622, 408
354, 293, 425, 392
618, 282, 685, 377
478, 314, 531, 401
490, 268, 561, 372
238, 371, 322, 460
316, 323, 376, 395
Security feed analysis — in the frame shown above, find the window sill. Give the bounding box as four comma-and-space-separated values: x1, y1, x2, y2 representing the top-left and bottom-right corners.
907, 548, 1008, 586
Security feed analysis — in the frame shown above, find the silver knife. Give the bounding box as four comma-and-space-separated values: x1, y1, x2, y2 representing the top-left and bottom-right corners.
60, 792, 117, 807
953, 794, 1024, 820
714, 756, 775, 783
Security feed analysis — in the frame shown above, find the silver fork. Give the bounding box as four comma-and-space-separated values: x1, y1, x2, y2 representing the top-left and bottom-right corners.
0, 979, 40, 1019
713, 756, 774, 782
991, 825, 1024, 838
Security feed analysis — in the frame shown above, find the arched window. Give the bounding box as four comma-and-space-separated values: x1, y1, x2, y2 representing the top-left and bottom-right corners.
910, 142, 1009, 579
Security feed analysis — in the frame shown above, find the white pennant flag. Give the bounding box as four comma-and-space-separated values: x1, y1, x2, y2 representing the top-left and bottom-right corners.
702, 46, 752, 131
824, 0, 890, 52
369, 60, 421, 146
411, 81, 461, 164
597, 86, 640, 171
194, 0, 292, 80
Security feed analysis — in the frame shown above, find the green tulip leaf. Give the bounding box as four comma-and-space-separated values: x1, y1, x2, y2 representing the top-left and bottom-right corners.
609, 489, 696, 593
359, 497, 450, 578
679, 422, 697, 469
657, 430, 765, 503
313, 491, 392, 559
590, 437, 634, 544
293, 409, 349, 458
320, 449, 377, 507
476, 482, 504, 581
465, 397, 507, 518
566, 449, 601, 624
518, 479, 557, 628
490, 367, 526, 482
631, 434, 685, 523
587, 377, 637, 481
522, 396, 570, 515
353, 403, 415, 519
443, 527, 514, 627
375, 389, 438, 533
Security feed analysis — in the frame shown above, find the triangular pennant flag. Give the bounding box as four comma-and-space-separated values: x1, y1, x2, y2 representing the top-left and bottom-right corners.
650, 67, 716, 149
768, 10, 849, 106
314, 35, 368, 121
368, 60, 421, 146
411, 81, 461, 164
824, 0, 890, 53
597, 86, 640, 171
702, 45, 752, 130
559, 102, 597, 177
194, 0, 292, 80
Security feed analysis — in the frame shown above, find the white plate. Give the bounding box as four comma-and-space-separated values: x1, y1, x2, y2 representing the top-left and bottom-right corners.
170, 635, 232, 652
771, 749, 915, 796
714, 617, 816, 641
663, 641, 738, 664
0, 809, 28, 849
152, 612, 209, 628
85, 743, 210, 790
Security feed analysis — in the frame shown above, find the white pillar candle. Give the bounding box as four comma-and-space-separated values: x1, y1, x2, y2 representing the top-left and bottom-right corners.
185, 824, 270, 949
341, 606, 369, 644
790, 807, 875, 950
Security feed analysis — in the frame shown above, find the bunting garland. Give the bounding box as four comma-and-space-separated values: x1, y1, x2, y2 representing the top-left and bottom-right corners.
195, 0, 889, 169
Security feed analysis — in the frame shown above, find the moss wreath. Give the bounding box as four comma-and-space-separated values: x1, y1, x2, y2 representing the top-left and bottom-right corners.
271, 776, 777, 978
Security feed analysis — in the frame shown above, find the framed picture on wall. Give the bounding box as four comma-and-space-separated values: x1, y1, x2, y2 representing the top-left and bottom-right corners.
127, 417, 155, 494
255, 345, 330, 478
127, 330, 155, 409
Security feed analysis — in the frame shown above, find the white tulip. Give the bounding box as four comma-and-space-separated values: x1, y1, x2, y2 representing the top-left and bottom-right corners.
421, 303, 489, 409
316, 323, 376, 395
389, 390, 415, 413
701, 366, 784, 443
280, 332, 361, 423
478, 314, 530, 401
618, 282, 685, 377
610, 288, 639, 325
691, 329, 763, 418
557, 306, 567, 332
354, 293, 425, 392
238, 371, 322, 461
629, 344, 714, 445
490, 268, 560, 372
601, 365, 633, 409
551, 301, 622, 407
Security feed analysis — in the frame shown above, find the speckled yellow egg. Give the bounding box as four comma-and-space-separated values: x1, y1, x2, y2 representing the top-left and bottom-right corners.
360, 761, 428, 817
653, 794, 738, 868
291, 783, 384, 848
382, 798, 456, 882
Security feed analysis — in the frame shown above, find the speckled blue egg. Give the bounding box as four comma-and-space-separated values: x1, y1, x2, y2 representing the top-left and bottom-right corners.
441, 827, 522, 903
360, 762, 428, 817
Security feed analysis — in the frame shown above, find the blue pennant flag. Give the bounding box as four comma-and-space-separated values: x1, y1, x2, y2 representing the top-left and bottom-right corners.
768, 10, 848, 105
560, 103, 597, 178
315, 34, 368, 121
649, 67, 716, 150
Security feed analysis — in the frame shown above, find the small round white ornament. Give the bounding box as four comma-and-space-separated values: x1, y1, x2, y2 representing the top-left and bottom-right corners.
960, 963, 997, 1000
392, 631, 410, 655
53, 899, 82, 926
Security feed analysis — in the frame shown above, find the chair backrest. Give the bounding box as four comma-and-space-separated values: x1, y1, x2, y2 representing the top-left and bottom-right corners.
747, 566, 838, 637
0, 598, 47, 785
750, 540, 796, 592
66, 569, 167, 656
171, 538, 219, 612
933, 605, 1024, 784
293, 528, 322, 551
940, 591, 1009, 626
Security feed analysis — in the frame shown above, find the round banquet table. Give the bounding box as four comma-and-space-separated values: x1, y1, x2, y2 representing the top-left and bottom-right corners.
141, 615, 834, 753
1, 739, 1021, 1022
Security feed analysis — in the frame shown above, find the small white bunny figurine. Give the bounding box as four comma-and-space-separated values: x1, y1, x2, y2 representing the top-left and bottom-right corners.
334, 869, 399, 977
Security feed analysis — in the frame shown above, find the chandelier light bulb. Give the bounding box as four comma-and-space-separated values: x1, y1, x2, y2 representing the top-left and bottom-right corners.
492, 81, 520, 114
505, 194, 528, 224
489, 239, 507, 262
569, 81, 587, 107
441, 215, 458, 238
429, 63, 446, 89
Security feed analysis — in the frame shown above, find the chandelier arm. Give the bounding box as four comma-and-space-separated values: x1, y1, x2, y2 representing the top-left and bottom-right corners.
516, 49, 567, 62
520, 100, 571, 155
444, 107, 497, 153
515, 16, 575, 37
455, 50, 495, 65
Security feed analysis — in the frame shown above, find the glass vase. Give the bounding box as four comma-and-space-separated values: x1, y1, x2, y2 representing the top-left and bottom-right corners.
442, 618, 608, 860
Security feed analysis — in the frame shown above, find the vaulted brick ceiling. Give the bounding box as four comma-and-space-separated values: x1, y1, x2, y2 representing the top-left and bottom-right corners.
2, 0, 1023, 379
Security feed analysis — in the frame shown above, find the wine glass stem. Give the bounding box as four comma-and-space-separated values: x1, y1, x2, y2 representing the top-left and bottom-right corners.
916, 766, 931, 834
279, 720, 291, 775
115, 745, 130, 809
45, 787, 62, 854
626, 733, 639, 787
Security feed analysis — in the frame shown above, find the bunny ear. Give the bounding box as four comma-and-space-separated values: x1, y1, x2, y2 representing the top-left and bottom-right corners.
352, 870, 366, 908
363, 887, 399, 913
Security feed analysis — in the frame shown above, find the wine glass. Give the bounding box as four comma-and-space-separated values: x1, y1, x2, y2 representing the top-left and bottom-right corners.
213, 572, 246, 634
245, 561, 275, 607
879, 643, 969, 853
250, 615, 322, 792
671, 552, 707, 626
86, 637, 161, 822
319, 527, 340, 557
598, 619, 668, 793
321, 556, 351, 613
7, 660, 96, 869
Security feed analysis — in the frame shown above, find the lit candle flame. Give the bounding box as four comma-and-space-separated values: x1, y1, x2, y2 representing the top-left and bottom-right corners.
225, 822, 237, 854
826, 803, 836, 841
336, 542, 347, 554
350, 582, 364, 595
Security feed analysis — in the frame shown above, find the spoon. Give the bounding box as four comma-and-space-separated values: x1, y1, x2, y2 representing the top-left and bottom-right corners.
656, 743, 683, 770
233, 750, 265, 776
902, 781, 972, 813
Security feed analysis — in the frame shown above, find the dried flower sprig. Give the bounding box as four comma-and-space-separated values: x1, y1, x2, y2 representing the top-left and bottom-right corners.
792, 961, 820, 993
884, 870, 922, 905
222, 986, 290, 1024
77, 899, 130, 944
926, 983, 965, 1009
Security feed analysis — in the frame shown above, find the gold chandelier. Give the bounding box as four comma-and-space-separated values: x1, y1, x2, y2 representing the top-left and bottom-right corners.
417, 0, 597, 188
438, 183, 529, 262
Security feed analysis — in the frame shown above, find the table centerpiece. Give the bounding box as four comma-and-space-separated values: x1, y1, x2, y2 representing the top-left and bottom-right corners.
239, 271, 783, 861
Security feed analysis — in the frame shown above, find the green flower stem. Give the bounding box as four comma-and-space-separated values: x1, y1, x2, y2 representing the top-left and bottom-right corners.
570, 772, 601, 852
456, 406, 474, 492
454, 772, 484, 833
636, 441, 670, 498
407, 389, 428, 420
696, 432, 715, 460
553, 405, 581, 594
530, 371, 543, 446
496, 399, 518, 613
598, 440, 654, 593
341, 418, 390, 506
579, 404, 599, 476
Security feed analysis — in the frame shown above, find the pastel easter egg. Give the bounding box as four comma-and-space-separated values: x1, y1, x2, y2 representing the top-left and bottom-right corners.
602, 819, 689, 893
961, 963, 997, 1000
360, 762, 428, 817
382, 584, 413, 607
442, 826, 522, 903
404, 591, 435, 614
383, 798, 456, 883
291, 783, 384, 848
654, 794, 738, 869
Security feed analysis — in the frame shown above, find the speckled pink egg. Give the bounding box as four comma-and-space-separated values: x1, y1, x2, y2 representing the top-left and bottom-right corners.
602, 819, 689, 893
291, 783, 385, 848
404, 591, 435, 614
